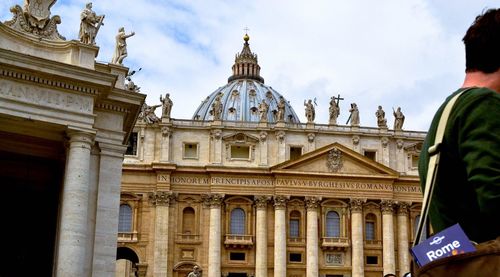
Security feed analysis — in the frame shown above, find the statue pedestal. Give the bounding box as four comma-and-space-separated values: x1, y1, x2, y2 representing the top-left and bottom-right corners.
328, 124, 337, 130
258, 122, 268, 128
211, 120, 222, 126
161, 117, 171, 123
306, 123, 315, 129
379, 127, 388, 134
350, 125, 360, 132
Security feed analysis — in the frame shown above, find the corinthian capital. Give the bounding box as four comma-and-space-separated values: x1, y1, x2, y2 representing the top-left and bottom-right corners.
149, 191, 177, 206
397, 201, 411, 216
349, 198, 365, 212
201, 193, 224, 208
254, 195, 271, 209
273, 195, 288, 210
380, 199, 395, 214
305, 196, 321, 210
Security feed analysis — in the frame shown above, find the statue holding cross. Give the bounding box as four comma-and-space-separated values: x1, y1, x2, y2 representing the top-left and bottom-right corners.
329, 94, 343, 125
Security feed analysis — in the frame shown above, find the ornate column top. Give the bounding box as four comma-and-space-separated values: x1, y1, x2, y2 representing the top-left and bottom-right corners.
380, 199, 395, 214
254, 195, 271, 209
349, 198, 365, 212
273, 195, 288, 210
397, 201, 411, 216
201, 193, 224, 208
148, 191, 177, 206
305, 196, 321, 210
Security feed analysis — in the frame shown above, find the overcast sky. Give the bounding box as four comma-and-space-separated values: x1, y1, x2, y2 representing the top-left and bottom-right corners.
1, 0, 497, 131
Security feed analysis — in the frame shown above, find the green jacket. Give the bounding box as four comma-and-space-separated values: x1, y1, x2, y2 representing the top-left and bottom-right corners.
418, 87, 500, 243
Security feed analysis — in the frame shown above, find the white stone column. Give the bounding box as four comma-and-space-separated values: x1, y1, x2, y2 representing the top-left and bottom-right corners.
255, 196, 271, 277
350, 198, 364, 277
397, 202, 411, 276
381, 200, 396, 276
56, 130, 94, 277
259, 131, 268, 166
206, 194, 224, 277
305, 197, 320, 277
160, 126, 172, 162
211, 129, 222, 164
274, 195, 288, 277
150, 191, 175, 277
91, 142, 129, 276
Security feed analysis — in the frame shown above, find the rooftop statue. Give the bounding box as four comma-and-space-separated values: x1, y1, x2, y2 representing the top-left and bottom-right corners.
4, 0, 65, 40
79, 2, 104, 45
329, 96, 341, 125
111, 27, 135, 65
304, 98, 316, 123
277, 96, 286, 122
138, 103, 161, 124
393, 107, 405, 130
375, 105, 387, 128
347, 103, 360, 126
211, 93, 223, 120
160, 93, 173, 119
258, 100, 269, 122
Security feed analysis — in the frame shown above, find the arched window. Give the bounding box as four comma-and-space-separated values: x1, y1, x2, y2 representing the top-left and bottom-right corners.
289, 210, 301, 238
326, 211, 341, 237
182, 207, 195, 234
230, 208, 245, 234
365, 213, 376, 240
118, 204, 133, 232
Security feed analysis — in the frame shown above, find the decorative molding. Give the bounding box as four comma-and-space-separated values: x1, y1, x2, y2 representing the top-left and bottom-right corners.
326, 147, 343, 173
95, 102, 130, 113
161, 126, 172, 137
305, 196, 321, 210
254, 195, 271, 209
380, 199, 395, 214
349, 198, 365, 212
0, 69, 98, 95
5, 3, 65, 41
210, 129, 222, 140
381, 137, 389, 148
148, 191, 177, 206
273, 195, 288, 210
397, 139, 404, 149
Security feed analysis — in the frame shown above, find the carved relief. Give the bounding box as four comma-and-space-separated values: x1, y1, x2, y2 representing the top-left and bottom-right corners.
4, 1, 65, 40
381, 137, 389, 148
307, 133, 316, 143
397, 139, 404, 149
352, 135, 360, 145
380, 200, 395, 214
161, 126, 172, 137
259, 131, 268, 142
149, 191, 177, 206
327, 147, 343, 173
210, 129, 222, 140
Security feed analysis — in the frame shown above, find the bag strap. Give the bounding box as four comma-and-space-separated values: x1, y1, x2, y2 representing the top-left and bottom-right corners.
413, 88, 470, 247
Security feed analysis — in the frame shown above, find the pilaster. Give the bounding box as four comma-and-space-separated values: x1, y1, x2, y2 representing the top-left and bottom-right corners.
203, 194, 224, 277
350, 198, 365, 277
381, 200, 396, 276
273, 195, 288, 277
397, 202, 411, 276
305, 197, 320, 277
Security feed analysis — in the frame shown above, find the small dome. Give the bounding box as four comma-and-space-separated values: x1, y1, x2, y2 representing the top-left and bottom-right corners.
193, 79, 300, 123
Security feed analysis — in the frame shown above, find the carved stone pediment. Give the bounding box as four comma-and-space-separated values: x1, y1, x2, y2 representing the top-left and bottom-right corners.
271, 142, 398, 177
222, 132, 259, 144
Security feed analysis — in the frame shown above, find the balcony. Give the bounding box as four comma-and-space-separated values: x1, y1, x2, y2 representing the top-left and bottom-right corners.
287, 237, 305, 246
224, 234, 253, 248
118, 232, 138, 242
176, 233, 201, 244
364, 239, 383, 249
321, 237, 350, 250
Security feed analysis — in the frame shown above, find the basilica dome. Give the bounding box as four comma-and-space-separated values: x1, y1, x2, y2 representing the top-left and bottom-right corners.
193, 35, 300, 123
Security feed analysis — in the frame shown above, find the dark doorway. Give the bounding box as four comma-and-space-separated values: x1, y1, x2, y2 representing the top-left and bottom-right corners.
228, 273, 247, 277
0, 150, 63, 276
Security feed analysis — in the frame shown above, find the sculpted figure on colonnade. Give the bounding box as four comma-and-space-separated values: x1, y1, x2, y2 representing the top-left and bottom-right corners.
111, 27, 135, 65
79, 2, 104, 45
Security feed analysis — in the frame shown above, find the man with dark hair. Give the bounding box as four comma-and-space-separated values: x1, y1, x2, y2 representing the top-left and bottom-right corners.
418, 8, 500, 244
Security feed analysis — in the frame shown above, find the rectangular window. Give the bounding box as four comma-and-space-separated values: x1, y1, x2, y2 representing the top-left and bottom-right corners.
289, 253, 302, 262
183, 143, 199, 159
231, 145, 250, 159
125, 132, 138, 156
289, 219, 299, 238
229, 252, 246, 261
365, 222, 375, 240
364, 150, 376, 161
366, 255, 378, 265
289, 146, 302, 160
411, 154, 419, 168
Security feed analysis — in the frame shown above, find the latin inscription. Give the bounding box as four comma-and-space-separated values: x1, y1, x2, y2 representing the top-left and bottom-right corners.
211, 177, 273, 186
0, 79, 93, 113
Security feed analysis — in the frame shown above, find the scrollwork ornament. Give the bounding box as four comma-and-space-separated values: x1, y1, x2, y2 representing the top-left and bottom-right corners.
275, 131, 286, 143
201, 193, 224, 208
327, 147, 343, 172
397, 201, 411, 216
149, 191, 176, 206
273, 195, 288, 210
259, 131, 268, 142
